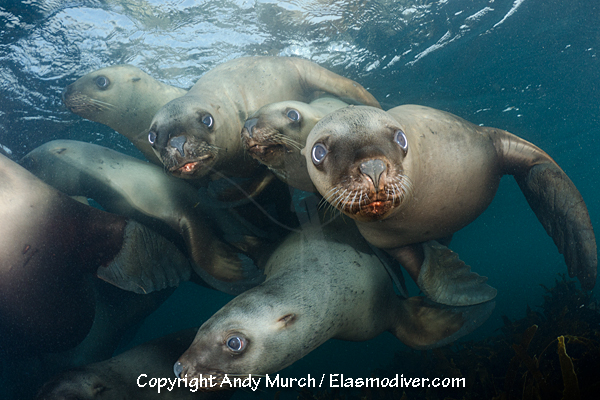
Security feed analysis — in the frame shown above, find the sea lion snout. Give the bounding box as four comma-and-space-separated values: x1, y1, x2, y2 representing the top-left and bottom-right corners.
359, 159, 386, 191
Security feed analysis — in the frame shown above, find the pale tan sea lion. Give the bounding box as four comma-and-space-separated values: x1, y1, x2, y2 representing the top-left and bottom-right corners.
0, 153, 189, 354
63, 65, 187, 165
148, 56, 381, 183
174, 218, 494, 385
36, 329, 233, 400
303, 105, 597, 305
21, 140, 265, 288
241, 97, 348, 192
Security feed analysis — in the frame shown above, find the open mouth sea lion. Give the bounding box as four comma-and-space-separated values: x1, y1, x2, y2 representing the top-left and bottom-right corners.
303, 105, 597, 306
241, 97, 348, 192
147, 56, 380, 182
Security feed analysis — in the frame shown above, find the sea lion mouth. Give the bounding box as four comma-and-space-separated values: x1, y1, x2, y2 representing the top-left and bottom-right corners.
62, 92, 114, 116
170, 154, 214, 175
322, 175, 413, 221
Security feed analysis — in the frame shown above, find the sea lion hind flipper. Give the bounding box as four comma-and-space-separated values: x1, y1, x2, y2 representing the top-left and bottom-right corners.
291, 58, 381, 109
98, 220, 192, 294
416, 241, 497, 306
515, 162, 597, 289
392, 297, 495, 349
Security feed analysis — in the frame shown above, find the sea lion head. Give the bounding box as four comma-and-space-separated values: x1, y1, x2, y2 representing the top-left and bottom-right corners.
303, 106, 414, 222
241, 101, 318, 191
174, 291, 301, 388
241, 101, 311, 168
62, 65, 151, 125
147, 97, 219, 179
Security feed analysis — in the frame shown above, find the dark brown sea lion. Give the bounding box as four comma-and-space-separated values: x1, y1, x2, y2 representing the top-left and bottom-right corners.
36, 329, 232, 400
147, 56, 381, 184
174, 218, 494, 385
0, 153, 189, 354
303, 105, 597, 305
241, 97, 348, 192
62, 64, 187, 165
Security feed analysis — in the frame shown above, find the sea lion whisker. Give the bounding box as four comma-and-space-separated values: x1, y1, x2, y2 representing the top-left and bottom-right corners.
209, 168, 302, 233
89, 98, 117, 109
270, 132, 302, 149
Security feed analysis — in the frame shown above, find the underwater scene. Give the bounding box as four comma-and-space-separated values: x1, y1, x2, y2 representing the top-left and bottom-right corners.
1, 0, 599, 399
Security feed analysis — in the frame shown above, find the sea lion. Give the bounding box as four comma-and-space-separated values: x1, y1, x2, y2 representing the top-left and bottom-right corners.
174, 217, 494, 385
148, 56, 381, 183
0, 153, 191, 354
303, 105, 597, 306
241, 97, 348, 192
36, 329, 233, 400
21, 139, 265, 288
63, 64, 187, 165
3, 279, 174, 400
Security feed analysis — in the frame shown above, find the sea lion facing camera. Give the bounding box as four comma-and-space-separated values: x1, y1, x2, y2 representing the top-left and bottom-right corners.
241, 97, 348, 192
22, 139, 266, 287
36, 329, 233, 400
175, 218, 494, 385
303, 105, 597, 306
148, 56, 381, 181
63, 64, 187, 165
0, 153, 190, 354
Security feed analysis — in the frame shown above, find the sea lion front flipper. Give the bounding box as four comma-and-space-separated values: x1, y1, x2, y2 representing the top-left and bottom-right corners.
392, 297, 495, 349
514, 162, 597, 289
493, 129, 597, 289
291, 58, 382, 108
390, 241, 497, 306
98, 220, 192, 294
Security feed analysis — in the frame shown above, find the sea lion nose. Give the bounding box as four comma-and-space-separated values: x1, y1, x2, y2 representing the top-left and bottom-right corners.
173, 361, 184, 378
360, 159, 386, 191
243, 118, 258, 137
169, 135, 187, 157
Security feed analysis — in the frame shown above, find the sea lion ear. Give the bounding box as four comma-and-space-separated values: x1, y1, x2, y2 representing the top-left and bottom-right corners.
277, 313, 297, 328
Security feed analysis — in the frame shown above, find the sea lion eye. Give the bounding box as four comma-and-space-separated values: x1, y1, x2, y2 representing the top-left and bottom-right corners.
394, 130, 408, 152
311, 143, 328, 165
95, 76, 110, 89
287, 109, 300, 122
226, 335, 245, 352
202, 114, 214, 129
148, 131, 157, 145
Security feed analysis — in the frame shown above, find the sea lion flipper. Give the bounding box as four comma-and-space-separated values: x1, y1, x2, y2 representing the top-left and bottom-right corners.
416, 241, 497, 306
515, 162, 597, 289
392, 297, 495, 349
291, 58, 381, 108
98, 220, 192, 294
